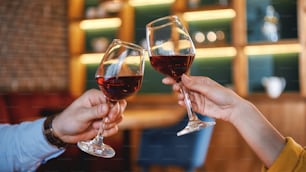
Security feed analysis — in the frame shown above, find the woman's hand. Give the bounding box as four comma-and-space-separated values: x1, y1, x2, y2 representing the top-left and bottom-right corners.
162, 74, 244, 122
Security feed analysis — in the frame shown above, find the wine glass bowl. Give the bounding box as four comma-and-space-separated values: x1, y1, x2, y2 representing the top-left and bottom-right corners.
146, 15, 215, 136
95, 40, 145, 102
77, 39, 145, 158
146, 16, 196, 82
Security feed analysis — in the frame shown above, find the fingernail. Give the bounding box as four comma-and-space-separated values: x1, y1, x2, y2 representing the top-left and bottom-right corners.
104, 117, 109, 123
162, 77, 169, 83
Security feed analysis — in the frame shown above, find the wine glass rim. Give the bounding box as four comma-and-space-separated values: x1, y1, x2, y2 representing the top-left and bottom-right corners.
113, 39, 144, 51
146, 15, 179, 28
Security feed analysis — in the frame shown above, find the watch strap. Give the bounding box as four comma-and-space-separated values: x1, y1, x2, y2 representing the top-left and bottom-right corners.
43, 115, 67, 149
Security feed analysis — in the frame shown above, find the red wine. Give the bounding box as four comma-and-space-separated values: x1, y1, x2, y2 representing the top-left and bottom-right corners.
96, 75, 143, 100
150, 55, 194, 81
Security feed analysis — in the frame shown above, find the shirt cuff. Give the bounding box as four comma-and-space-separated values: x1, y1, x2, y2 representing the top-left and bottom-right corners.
34, 118, 66, 159
262, 137, 304, 172
19, 118, 65, 171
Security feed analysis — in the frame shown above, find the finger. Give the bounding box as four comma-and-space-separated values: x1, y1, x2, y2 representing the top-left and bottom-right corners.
162, 77, 176, 85
103, 122, 118, 130
114, 113, 123, 124
189, 91, 200, 104
109, 99, 126, 121
177, 92, 185, 101
92, 118, 121, 131
102, 126, 119, 137
85, 129, 99, 140
104, 113, 123, 127
188, 92, 203, 112
181, 74, 220, 96
162, 77, 181, 92
92, 120, 103, 130
70, 129, 99, 143
118, 99, 127, 114
83, 103, 110, 122
178, 100, 186, 107
106, 102, 121, 122
84, 89, 108, 106
91, 119, 119, 136
172, 83, 181, 92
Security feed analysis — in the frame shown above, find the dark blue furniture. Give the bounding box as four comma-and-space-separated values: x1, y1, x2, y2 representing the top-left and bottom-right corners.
137, 115, 214, 172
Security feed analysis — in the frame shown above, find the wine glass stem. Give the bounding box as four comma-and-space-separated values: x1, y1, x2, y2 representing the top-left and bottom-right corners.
180, 83, 198, 121
94, 118, 106, 145
93, 100, 118, 145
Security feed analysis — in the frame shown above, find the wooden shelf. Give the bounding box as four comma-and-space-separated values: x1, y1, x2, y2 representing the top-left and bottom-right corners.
79, 17, 122, 30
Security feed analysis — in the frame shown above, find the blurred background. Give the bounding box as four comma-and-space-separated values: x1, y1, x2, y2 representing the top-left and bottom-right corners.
0, 0, 304, 171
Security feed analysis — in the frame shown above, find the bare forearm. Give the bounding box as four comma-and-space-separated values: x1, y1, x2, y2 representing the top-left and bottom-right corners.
231, 100, 286, 167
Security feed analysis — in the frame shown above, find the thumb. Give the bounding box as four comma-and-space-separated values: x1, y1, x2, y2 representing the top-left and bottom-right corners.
83, 103, 109, 122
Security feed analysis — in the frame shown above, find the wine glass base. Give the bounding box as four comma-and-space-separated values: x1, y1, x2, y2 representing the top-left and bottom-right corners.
77, 140, 115, 158
177, 120, 216, 136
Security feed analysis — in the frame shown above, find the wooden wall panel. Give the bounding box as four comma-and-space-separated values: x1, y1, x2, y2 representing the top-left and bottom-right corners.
204, 120, 261, 172
298, 0, 306, 97
203, 94, 306, 172
253, 97, 306, 145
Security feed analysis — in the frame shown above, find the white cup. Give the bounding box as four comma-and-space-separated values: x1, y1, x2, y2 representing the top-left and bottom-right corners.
262, 76, 286, 98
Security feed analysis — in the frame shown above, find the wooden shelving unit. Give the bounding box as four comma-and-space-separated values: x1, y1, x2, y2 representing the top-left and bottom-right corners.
66, 2, 306, 171
68, 0, 304, 98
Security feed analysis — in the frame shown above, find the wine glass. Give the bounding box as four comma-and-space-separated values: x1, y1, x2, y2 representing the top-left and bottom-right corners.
146, 15, 216, 136
77, 39, 145, 158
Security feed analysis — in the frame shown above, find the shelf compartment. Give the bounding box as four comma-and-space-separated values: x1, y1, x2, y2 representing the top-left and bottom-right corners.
188, 20, 233, 47
191, 56, 234, 86
184, 8, 235, 47
246, 0, 297, 43
133, 3, 172, 46
139, 61, 172, 94
84, 28, 118, 53
248, 53, 300, 93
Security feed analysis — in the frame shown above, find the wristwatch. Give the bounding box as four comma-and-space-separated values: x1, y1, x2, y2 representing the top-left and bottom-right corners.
43, 115, 67, 149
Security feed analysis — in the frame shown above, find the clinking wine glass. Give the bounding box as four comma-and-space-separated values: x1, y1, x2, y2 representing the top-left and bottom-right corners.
77, 39, 145, 158
146, 15, 216, 136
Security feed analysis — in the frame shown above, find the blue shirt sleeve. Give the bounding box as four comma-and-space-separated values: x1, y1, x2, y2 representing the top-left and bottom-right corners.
0, 118, 65, 172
